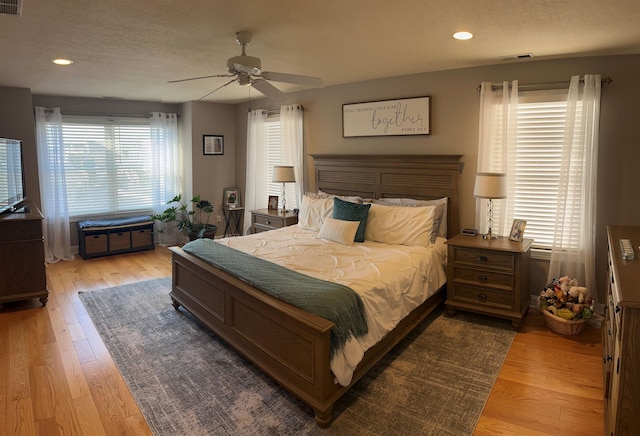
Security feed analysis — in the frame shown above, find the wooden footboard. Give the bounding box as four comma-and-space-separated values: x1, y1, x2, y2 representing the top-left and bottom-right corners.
169, 246, 338, 425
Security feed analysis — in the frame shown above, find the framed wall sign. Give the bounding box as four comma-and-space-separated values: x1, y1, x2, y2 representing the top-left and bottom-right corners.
342, 96, 430, 137
203, 134, 224, 155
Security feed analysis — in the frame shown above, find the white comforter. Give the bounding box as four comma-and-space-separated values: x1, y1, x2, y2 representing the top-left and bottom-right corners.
215, 225, 448, 386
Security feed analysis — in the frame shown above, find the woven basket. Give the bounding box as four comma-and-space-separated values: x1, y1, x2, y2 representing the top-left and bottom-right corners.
542, 309, 586, 335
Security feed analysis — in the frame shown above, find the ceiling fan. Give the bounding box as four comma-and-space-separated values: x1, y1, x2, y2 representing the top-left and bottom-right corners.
169, 31, 323, 101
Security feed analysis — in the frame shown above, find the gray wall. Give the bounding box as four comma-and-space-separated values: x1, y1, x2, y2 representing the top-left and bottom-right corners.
233, 54, 640, 301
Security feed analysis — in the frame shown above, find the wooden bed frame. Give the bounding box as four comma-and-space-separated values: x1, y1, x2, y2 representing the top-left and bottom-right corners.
169, 154, 462, 426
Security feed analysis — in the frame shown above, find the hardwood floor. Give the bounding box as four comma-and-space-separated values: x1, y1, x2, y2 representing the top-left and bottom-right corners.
1, 247, 603, 435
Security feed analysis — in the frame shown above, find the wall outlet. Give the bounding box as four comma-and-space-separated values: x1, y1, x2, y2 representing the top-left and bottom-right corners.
217, 215, 222, 223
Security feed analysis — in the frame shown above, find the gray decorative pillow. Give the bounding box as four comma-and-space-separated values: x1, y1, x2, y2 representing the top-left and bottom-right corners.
332, 197, 371, 242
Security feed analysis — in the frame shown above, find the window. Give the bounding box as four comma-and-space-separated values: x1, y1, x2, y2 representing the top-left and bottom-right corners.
264, 114, 298, 210
479, 77, 600, 263
46, 116, 158, 218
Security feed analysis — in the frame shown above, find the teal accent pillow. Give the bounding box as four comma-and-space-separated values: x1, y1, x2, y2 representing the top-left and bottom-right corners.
332, 197, 371, 242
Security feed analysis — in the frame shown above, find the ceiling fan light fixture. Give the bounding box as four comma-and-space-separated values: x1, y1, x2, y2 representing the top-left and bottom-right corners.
237, 73, 251, 87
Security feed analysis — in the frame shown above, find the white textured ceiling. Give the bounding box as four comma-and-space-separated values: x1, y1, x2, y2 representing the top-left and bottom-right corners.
1, 0, 639, 104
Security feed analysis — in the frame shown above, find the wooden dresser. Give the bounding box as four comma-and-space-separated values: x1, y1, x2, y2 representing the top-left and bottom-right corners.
445, 234, 532, 328
604, 225, 640, 435
0, 202, 48, 309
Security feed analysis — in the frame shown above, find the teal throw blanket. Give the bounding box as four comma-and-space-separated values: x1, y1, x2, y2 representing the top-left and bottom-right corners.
182, 239, 368, 355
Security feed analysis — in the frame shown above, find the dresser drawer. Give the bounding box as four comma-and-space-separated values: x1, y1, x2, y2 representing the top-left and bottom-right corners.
453, 266, 513, 291
451, 284, 514, 310
453, 247, 514, 270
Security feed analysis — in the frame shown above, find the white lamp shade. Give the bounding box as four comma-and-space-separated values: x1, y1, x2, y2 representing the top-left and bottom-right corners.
272, 165, 296, 183
473, 172, 507, 199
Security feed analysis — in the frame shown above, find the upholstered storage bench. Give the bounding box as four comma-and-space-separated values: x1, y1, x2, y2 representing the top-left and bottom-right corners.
77, 216, 154, 259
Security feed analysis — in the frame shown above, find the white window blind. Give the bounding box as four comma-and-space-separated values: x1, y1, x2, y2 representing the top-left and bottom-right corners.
56, 116, 156, 218
264, 115, 298, 210
501, 92, 583, 250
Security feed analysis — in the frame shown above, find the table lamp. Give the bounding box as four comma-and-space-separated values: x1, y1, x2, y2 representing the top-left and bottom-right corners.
473, 172, 507, 239
272, 166, 295, 214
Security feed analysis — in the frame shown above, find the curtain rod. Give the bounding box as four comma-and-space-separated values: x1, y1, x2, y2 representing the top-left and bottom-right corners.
40, 108, 178, 118
476, 76, 613, 92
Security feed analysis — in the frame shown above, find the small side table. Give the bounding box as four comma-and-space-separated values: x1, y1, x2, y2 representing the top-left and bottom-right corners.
223, 207, 244, 237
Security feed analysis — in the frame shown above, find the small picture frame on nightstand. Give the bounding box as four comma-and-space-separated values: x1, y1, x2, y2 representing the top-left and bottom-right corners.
509, 219, 526, 242
268, 195, 278, 211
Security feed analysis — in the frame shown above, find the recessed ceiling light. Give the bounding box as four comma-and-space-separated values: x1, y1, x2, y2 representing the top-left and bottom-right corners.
453, 31, 473, 41
52, 58, 73, 65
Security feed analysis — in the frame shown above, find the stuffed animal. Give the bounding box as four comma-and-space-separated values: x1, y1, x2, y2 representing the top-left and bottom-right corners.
557, 276, 579, 293
569, 286, 589, 303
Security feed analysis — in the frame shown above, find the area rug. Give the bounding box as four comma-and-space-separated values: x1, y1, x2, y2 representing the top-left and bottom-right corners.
79, 278, 516, 435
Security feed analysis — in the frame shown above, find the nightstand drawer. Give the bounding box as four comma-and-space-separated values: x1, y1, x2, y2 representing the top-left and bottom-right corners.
453, 266, 513, 290
453, 247, 514, 270
451, 284, 514, 310
253, 214, 284, 228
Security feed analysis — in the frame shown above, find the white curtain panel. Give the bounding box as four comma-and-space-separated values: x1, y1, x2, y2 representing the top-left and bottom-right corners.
244, 109, 269, 232
150, 112, 181, 245
280, 104, 304, 207
547, 75, 601, 291
475, 80, 519, 235
35, 106, 74, 262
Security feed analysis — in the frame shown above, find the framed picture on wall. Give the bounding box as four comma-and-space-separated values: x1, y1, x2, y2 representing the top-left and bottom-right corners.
203, 134, 224, 155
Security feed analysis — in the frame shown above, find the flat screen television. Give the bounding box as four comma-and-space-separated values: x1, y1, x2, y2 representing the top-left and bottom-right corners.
0, 137, 27, 214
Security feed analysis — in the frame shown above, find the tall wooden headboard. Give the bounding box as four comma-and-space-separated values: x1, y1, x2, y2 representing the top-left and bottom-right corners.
310, 154, 463, 237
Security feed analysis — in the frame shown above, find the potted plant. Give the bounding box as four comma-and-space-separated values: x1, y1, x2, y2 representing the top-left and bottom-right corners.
152, 194, 217, 240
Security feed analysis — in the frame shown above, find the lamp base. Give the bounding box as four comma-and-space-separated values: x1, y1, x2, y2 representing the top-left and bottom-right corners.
482, 228, 498, 240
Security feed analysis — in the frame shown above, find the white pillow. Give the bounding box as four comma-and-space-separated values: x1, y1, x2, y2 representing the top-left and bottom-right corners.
308, 190, 364, 204
317, 217, 360, 246
297, 195, 334, 231
372, 197, 448, 239
365, 203, 436, 247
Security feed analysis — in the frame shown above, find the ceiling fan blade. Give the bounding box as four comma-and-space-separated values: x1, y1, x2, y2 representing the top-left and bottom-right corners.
168, 74, 235, 83
234, 63, 261, 76
198, 78, 238, 101
261, 71, 323, 88
251, 79, 287, 102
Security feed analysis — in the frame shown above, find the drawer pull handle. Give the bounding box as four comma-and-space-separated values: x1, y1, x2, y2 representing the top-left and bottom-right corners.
604, 355, 612, 363
615, 305, 621, 313
608, 329, 612, 336
478, 293, 487, 300
266, 220, 271, 225
477, 256, 488, 262
478, 275, 488, 281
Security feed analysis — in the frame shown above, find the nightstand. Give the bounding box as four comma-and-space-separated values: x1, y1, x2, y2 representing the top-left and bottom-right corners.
250, 209, 298, 233
445, 234, 533, 328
